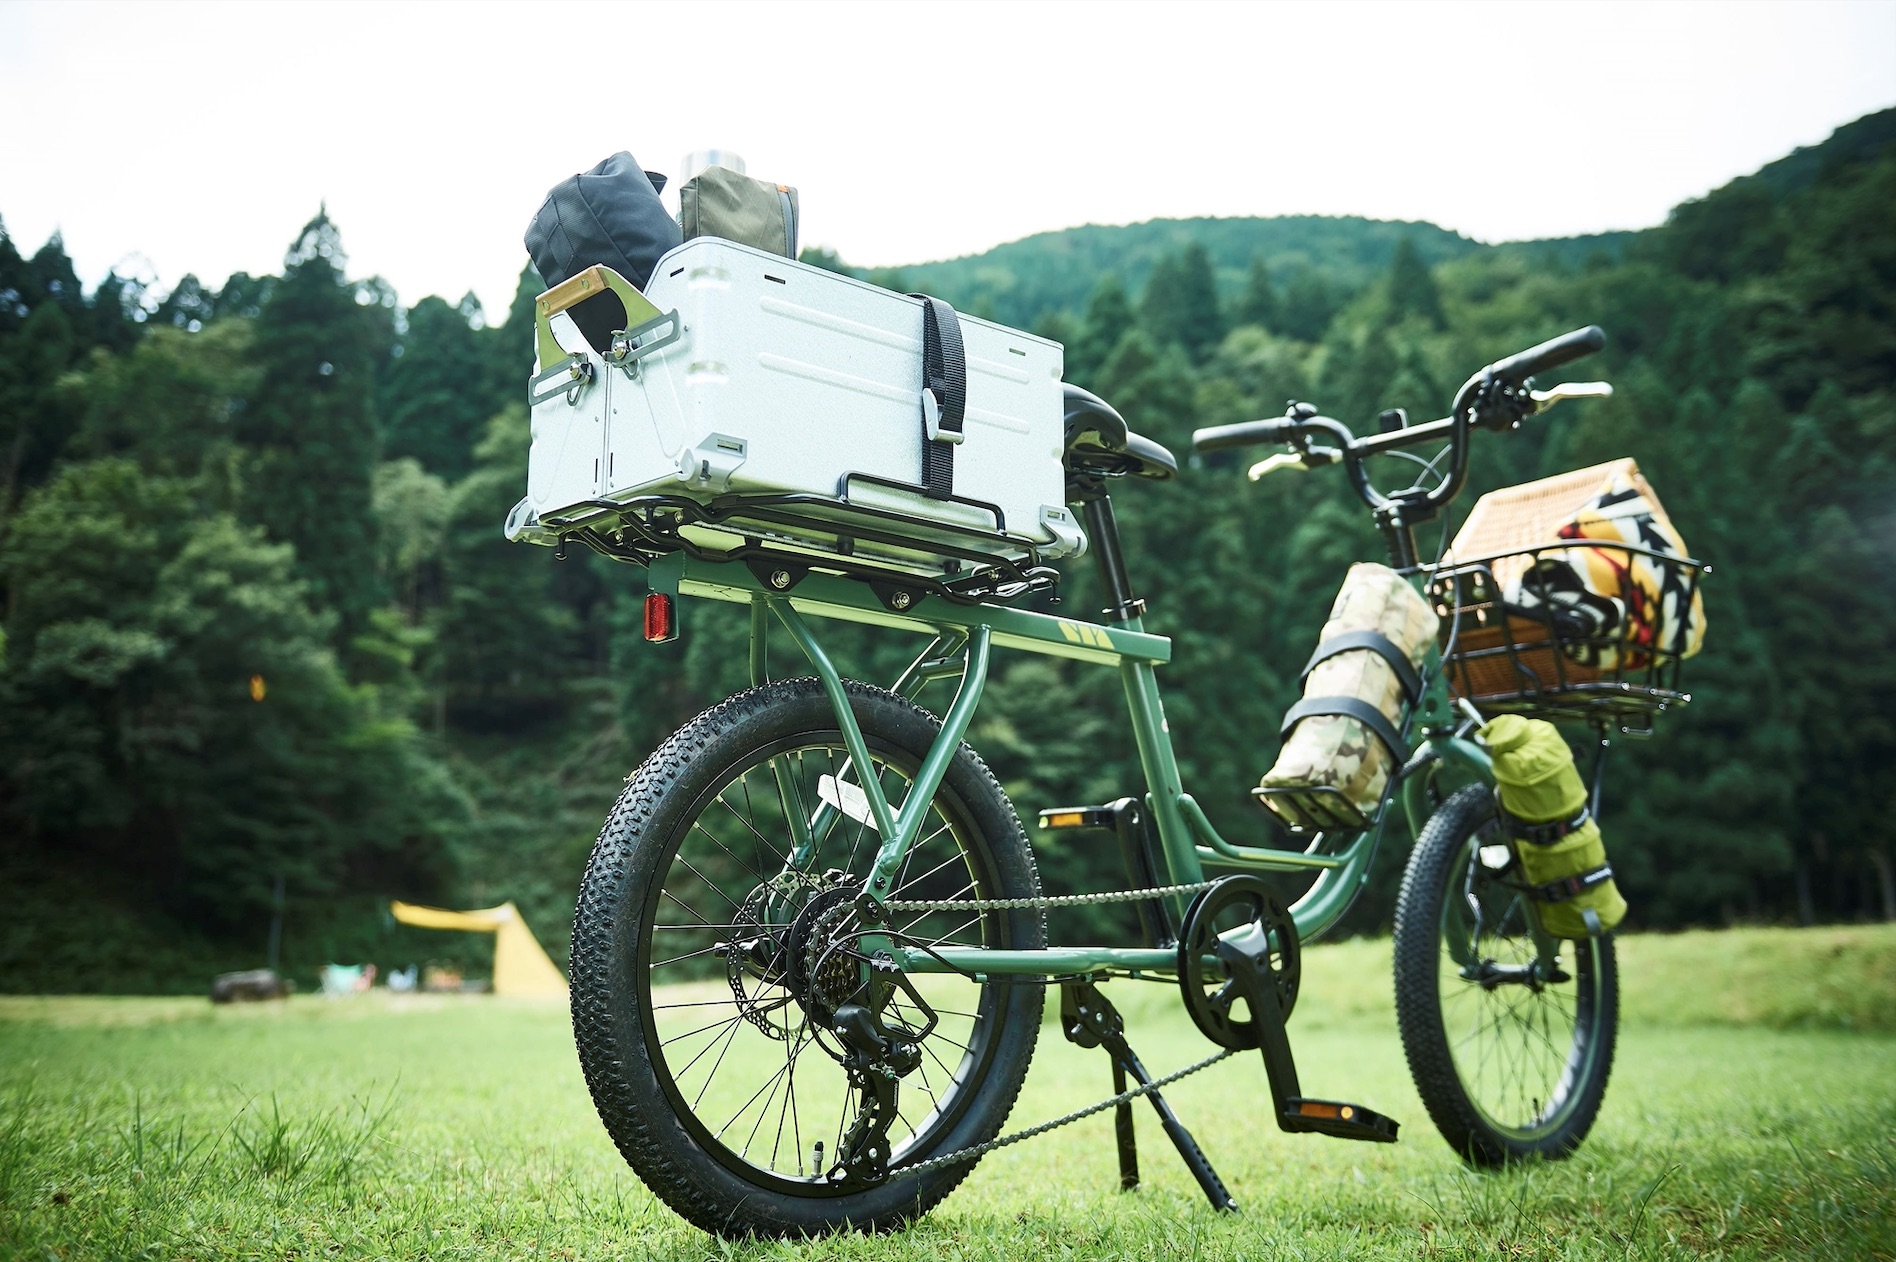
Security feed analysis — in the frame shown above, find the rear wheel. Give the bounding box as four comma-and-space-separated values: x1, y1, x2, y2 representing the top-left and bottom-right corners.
570, 677, 1045, 1236
1394, 783, 1617, 1164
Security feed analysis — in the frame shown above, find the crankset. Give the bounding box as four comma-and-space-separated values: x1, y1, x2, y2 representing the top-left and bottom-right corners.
1176, 874, 1300, 1047
1178, 876, 1399, 1145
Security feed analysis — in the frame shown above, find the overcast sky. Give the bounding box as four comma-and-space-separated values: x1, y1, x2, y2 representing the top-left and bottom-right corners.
3, 0, 1893, 318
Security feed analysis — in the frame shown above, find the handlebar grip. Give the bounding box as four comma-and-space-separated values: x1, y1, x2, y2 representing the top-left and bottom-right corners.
1487, 325, 1604, 383
1192, 418, 1301, 453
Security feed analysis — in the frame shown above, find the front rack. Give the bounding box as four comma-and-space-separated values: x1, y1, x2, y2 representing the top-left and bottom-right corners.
534, 483, 1064, 608
1427, 541, 1708, 727
1250, 784, 1370, 834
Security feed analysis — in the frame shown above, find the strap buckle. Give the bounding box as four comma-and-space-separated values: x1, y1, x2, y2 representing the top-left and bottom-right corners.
921, 388, 963, 444
1531, 863, 1614, 903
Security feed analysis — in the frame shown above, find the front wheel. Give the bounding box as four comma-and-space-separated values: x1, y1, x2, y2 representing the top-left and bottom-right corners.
570, 677, 1046, 1236
1394, 783, 1618, 1165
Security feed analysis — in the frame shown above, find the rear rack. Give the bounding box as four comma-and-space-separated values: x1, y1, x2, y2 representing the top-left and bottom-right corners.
530, 481, 1063, 608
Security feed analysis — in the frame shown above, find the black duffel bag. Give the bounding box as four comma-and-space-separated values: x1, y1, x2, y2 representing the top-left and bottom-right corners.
524, 151, 682, 352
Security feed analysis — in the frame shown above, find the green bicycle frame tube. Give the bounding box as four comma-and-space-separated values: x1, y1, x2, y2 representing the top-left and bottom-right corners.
770, 597, 993, 903
661, 554, 1490, 978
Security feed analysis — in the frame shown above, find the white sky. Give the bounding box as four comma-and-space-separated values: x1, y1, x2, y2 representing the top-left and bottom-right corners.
2, 0, 1893, 318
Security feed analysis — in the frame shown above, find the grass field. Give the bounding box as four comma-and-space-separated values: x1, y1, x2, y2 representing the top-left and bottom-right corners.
2, 925, 1891, 1260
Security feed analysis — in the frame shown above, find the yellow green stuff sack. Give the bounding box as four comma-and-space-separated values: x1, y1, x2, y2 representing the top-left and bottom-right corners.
1480, 714, 1627, 938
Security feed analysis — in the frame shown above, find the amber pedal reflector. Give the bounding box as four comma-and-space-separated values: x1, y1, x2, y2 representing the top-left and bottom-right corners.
1298, 1101, 1344, 1119
644, 593, 677, 643
1044, 812, 1085, 829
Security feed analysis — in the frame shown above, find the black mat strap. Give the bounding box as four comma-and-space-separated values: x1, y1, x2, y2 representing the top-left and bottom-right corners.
913, 295, 966, 500
1530, 863, 1614, 904
1504, 805, 1594, 845
1279, 696, 1408, 762
1300, 629, 1422, 704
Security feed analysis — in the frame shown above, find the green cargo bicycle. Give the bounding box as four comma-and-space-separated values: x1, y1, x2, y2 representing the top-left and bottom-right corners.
527, 301, 1706, 1235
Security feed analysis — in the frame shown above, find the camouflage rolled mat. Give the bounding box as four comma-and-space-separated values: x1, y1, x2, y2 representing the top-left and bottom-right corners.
1260, 562, 1438, 817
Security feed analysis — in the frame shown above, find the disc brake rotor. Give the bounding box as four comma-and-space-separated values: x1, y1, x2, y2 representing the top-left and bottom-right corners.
724, 883, 801, 1039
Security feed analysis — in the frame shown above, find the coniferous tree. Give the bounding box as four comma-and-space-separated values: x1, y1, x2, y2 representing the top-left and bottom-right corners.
154, 274, 217, 331
239, 209, 386, 647
1234, 254, 1281, 333
216, 271, 273, 319
1140, 242, 1224, 362
1385, 237, 1446, 328
381, 294, 488, 480
1278, 265, 1340, 342
1068, 274, 1136, 386
483, 261, 542, 418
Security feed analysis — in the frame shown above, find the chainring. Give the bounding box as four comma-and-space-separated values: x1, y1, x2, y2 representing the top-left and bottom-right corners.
1176, 875, 1301, 1050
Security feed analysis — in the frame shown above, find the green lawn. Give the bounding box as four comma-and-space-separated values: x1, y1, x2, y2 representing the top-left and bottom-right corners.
2, 926, 1891, 1260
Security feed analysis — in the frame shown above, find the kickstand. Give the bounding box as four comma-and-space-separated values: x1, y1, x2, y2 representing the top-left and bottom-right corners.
1060, 980, 1238, 1212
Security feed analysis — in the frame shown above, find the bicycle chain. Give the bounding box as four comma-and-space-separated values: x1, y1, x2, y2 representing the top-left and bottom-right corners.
880, 879, 1217, 913
896, 1046, 1236, 1179
848, 878, 1226, 1183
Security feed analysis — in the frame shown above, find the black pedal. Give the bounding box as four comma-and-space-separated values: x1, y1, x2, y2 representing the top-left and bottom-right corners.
1281, 1098, 1399, 1143
1039, 798, 1174, 947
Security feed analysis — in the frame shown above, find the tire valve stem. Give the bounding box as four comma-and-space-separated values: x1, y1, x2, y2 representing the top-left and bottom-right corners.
810, 1140, 824, 1177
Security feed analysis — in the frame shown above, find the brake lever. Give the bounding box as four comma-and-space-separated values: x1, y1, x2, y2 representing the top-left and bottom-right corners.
1246, 452, 1306, 481
1528, 381, 1613, 413
1246, 444, 1341, 482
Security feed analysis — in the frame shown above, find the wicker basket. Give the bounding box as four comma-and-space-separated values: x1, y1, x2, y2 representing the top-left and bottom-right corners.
1432, 460, 1706, 724
1446, 615, 1597, 701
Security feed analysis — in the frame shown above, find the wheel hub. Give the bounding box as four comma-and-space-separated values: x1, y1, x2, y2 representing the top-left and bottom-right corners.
723, 869, 854, 1039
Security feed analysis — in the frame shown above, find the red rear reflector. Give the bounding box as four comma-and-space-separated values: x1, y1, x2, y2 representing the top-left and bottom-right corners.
644, 593, 677, 643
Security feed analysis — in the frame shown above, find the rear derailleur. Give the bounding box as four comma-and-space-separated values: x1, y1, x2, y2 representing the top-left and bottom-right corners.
808, 929, 939, 1187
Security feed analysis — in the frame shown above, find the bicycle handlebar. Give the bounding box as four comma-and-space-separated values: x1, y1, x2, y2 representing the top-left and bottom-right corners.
1188, 326, 1608, 524
1191, 418, 1301, 453
1485, 325, 1604, 385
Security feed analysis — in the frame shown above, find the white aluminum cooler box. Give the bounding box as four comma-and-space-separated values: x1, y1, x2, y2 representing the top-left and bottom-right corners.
508, 239, 1083, 583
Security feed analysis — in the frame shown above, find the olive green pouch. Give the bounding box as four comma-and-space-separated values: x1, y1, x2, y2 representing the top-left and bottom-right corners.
1481, 715, 1627, 938
679, 166, 800, 259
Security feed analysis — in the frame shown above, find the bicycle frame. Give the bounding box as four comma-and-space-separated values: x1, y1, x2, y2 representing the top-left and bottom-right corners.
646, 549, 1499, 980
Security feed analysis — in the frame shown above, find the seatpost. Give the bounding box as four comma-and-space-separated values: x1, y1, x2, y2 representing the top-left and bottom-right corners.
1080, 495, 1145, 623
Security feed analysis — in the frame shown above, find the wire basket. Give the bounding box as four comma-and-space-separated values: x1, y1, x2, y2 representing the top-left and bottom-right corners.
1429, 541, 1708, 727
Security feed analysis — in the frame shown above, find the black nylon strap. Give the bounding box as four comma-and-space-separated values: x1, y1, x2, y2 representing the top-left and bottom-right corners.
914, 295, 966, 500
1530, 863, 1614, 904
1279, 696, 1408, 762
1505, 806, 1593, 845
1300, 629, 1423, 704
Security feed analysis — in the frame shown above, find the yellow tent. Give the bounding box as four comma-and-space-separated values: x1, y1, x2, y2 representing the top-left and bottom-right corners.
389, 900, 568, 998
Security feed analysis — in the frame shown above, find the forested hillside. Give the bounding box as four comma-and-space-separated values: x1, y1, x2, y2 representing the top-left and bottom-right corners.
2, 111, 1891, 992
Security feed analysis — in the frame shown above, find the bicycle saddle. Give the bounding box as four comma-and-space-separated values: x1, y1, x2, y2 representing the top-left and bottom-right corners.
1063, 384, 1177, 482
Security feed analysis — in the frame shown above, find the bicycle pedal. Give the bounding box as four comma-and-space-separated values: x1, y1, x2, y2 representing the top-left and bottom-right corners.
1037, 805, 1117, 831
1280, 1098, 1399, 1143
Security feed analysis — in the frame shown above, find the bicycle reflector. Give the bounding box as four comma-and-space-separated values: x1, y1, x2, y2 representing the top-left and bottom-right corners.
644, 593, 677, 643
1038, 806, 1115, 830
